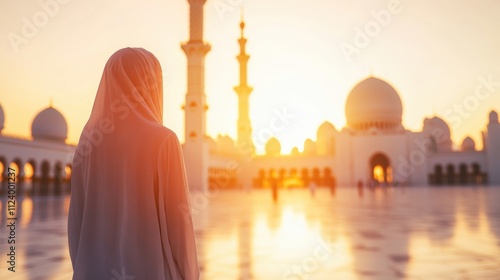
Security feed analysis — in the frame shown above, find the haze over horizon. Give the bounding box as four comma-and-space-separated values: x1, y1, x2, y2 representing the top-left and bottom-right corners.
1, 0, 499, 153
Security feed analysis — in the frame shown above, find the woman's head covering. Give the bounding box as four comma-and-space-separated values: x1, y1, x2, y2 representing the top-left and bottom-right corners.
86, 48, 163, 128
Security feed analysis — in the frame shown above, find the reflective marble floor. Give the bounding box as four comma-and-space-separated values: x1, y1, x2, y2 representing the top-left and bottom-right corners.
1, 186, 499, 279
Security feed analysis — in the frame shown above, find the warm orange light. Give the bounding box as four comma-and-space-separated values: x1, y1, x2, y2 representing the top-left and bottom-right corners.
21, 197, 33, 228
9, 162, 19, 176
373, 165, 384, 183
65, 165, 72, 180
24, 163, 34, 179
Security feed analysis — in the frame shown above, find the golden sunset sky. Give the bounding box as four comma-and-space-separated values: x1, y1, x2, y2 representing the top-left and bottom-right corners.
0, 0, 499, 153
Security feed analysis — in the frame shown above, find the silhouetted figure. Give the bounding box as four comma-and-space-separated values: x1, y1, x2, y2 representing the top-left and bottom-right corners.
309, 181, 316, 197
68, 48, 199, 279
270, 177, 278, 202
357, 180, 364, 197
330, 176, 337, 196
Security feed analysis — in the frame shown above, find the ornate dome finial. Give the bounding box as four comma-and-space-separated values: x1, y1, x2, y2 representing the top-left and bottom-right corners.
239, 7, 245, 37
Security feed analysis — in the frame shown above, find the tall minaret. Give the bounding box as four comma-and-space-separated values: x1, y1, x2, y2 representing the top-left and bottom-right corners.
234, 15, 255, 155
181, 0, 210, 192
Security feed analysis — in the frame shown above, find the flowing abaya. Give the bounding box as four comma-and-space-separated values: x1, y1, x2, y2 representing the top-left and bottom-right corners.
68, 48, 199, 280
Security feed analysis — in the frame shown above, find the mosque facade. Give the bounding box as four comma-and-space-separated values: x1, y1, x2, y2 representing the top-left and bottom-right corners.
0, 104, 75, 194
1, 0, 499, 194
185, 0, 500, 190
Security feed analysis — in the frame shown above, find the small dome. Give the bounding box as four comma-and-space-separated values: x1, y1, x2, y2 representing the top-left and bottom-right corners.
423, 116, 452, 152
461, 137, 475, 151
291, 147, 299, 155
423, 117, 450, 138
489, 110, 498, 124
345, 77, 403, 132
317, 121, 336, 139
303, 138, 316, 155
316, 122, 336, 155
265, 137, 281, 156
31, 107, 68, 142
0, 103, 5, 132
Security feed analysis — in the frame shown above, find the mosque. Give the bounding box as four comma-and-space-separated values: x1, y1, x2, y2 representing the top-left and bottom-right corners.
1, 0, 499, 194
181, 0, 500, 191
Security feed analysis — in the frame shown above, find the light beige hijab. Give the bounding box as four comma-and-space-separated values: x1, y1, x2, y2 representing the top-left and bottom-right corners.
68, 48, 199, 280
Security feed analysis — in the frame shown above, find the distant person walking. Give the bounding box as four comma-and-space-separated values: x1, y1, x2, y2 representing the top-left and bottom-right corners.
357, 180, 364, 197
330, 176, 337, 196
309, 181, 317, 197
270, 176, 279, 202
68, 48, 199, 280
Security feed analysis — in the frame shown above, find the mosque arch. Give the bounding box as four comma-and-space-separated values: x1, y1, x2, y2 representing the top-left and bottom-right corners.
281, 168, 299, 188
301, 168, 310, 186
446, 164, 456, 185
323, 167, 335, 188
268, 168, 276, 180
41, 160, 51, 180
369, 152, 391, 184
312, 167, 320, 185
24, 161, 35, 180
253, 168, 266, 188
28, 159, 38, 179
471, 162, 486, 184
434, 164, 444, 185
0, 156, 6, 180
323, 167, 332, 177
9, 159, 22, 178
53, 161, 64, 194
65, 164, 72, 181
278, 168, 286, 180
54, 162, 64, 181
458, 163, 468, 185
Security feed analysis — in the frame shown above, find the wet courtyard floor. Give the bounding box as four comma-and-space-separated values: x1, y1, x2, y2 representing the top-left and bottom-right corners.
1, 186, 499, 279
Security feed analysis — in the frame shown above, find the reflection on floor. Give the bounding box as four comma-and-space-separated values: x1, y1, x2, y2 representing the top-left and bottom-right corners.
0, 186, 499, 279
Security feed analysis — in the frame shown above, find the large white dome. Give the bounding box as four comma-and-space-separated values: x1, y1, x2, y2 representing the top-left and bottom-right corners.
31, 107, 68, 142
345, 77, 403, 131
0, 103, 4, 132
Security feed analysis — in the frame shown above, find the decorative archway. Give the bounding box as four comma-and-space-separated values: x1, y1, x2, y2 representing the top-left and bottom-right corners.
64, 164, 72, 181
312, 167, 320, 185
446, 164, 455, 185
0, 157, 5, 181
471, 163, 484, 184
370, 153, 391, 184
24, 162, 35, 180
41, 161, 50, 180
300, 168, 310, 187
458, 163, 468, 185
434, 164, 444, 185
9, 160, 21, 177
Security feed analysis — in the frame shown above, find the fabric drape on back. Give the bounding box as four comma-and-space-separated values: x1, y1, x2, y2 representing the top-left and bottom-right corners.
68, 48, 199, 280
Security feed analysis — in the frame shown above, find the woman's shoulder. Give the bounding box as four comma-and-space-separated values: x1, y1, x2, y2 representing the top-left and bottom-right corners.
151, 124, 180, 143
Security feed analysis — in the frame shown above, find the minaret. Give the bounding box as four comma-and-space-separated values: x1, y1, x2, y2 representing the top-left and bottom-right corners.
181, 0, 210, 192
234, 15, 255, 155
